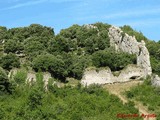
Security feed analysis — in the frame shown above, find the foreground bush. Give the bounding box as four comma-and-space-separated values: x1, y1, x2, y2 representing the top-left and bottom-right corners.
125, 78, 160, 118
0, 84, 141, 120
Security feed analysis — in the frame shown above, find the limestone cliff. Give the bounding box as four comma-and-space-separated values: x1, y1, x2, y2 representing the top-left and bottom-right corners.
81, 65, 144, 86
81, 25, 152, 86
108, 26, 152, 77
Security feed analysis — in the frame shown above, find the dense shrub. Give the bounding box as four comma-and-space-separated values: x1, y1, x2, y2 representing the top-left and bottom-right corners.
0, 84, 141, 120
4, 39, 23, 53
32, 54, 67, 80
125, 78, 160, 116
92, 49, 136, 71
121, 25, 148, 42
0, 67, 12, 94
0, 53, 20, 70
13, 70, 27, 84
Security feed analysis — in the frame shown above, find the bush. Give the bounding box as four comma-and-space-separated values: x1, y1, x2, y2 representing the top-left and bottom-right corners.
13, 70, 27, 84
4, 39, 23, 53
148, 106, 155, 111
28, 88, 43, 110
0, 67, 12, 94
121, 25, 148, 42
33, 54, 67, 80
0, 83, 141, 119
126, 91, 134, 98
0, 53, 20, 70
36, 72, 44, 86
143, 77, 151, 85
125, 77, 160, 114
92, 49, 136, 71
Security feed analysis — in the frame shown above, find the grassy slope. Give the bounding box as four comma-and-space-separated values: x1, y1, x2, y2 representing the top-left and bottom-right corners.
125, 79, 160, 119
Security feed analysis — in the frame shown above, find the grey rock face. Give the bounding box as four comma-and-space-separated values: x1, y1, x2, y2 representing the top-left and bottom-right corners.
81, 65, 144, 86
43, 72, 52, 90
81, 25, 153, 86
108, 26, 152, 77
83, 24, 98, 29
151, 75, 160, 87
81, 67, 114, 86
26, 72, 36, 84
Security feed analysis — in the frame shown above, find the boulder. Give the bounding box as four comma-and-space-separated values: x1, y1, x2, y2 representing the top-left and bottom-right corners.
151, 75, 160, 87
43, 72, 52, 90
26, 72, 36, 84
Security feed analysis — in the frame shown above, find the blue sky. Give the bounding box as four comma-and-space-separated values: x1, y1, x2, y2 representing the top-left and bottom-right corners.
0, 0, 160, 41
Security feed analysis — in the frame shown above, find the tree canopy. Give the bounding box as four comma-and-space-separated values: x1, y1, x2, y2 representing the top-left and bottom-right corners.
0, 22, 159, 79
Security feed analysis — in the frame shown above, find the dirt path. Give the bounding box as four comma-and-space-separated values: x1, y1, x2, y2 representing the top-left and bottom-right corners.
103, 80, 156, 120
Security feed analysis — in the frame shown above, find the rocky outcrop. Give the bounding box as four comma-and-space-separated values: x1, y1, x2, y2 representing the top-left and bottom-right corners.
81, 26, 152, 86
8, 69, 52, 88
84, 24, 100, 36
26, 72, 36, 84
117, 64, 144, 82
81, 67, 114, 86
8, 68, 18, 79
43, 72, 52, 90
81, 65, 144, 86
84, 24, 98, 29
151, 75, 160, 87
108, 26, 152, 77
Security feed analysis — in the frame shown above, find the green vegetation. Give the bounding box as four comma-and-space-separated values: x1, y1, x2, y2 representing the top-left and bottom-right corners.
32, 54, 67, 80
0, 67, 12, 95
125, 78, 160, 119
0, 53, 20, 70
0, 81, 141, 120
120, 25, 148, 42
120, 25, 160, 75
92, 49, 136, 71
0, 22, 160, 119
0, 22, 143, 81
13, 70, 27, 84
146, 41, 160, 76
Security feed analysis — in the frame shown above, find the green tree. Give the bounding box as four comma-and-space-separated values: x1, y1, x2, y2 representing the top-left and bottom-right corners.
0, 26, 8, 43
121, 25, 148, 42
1, 53, 20, 70
0, 67, 11, 94
32, 54, 67, 80
14, 70, 27, 84
92, 49, 136, 71
28, 88, 43, 110
24, 40, 45, 59
4, 39, 23, 53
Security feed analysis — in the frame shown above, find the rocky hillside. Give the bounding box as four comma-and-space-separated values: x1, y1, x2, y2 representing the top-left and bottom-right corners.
82, 25, 154, 86
0, 23, 160, 87
0, 22, 160, 120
